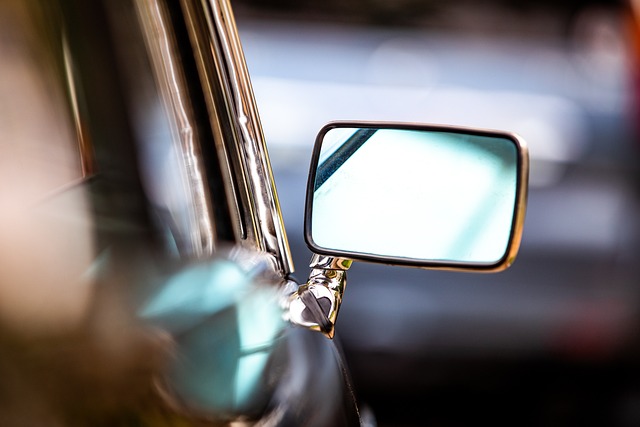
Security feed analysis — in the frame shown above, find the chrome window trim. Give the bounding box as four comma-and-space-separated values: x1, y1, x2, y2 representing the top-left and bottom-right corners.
178, 0, 294, 277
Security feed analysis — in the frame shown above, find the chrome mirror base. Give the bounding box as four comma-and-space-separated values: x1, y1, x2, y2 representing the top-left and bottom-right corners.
288, 254, 352, 339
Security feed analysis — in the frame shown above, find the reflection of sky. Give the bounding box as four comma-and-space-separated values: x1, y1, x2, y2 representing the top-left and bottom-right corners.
312, 128, 517, 263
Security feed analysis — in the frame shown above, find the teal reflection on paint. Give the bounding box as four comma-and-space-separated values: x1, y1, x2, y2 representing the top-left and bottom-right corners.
139, 259, 285, 416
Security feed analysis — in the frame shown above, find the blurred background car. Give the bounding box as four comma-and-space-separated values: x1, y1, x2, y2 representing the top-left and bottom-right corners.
234, 0, 640, 425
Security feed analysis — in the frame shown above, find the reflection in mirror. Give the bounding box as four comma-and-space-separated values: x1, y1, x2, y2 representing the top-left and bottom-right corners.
306, 123, 528, 270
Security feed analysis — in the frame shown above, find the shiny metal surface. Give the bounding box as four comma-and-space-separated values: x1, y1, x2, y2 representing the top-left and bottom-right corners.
134, 0, 217, 258
310, 255, 354, 271
119, 0, 293, 274
289, 254, 352, 339
179, 0, 293, 276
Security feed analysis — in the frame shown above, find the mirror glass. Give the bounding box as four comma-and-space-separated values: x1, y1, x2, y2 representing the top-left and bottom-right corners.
306, 123, 527, 269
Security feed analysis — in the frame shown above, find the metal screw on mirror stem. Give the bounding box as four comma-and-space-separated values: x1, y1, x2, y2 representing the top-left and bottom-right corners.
287, 254, 352, 339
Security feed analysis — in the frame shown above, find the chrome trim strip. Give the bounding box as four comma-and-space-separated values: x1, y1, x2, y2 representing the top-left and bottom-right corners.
135, 0, 217, 258
179, 0, 294, 276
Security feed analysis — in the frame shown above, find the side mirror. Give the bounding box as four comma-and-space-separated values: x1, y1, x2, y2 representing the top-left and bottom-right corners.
305, 121, 529, 271
290, 121, 529, 338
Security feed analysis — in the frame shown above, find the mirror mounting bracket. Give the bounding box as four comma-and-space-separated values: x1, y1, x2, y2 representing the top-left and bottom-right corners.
287, 254, 352, 339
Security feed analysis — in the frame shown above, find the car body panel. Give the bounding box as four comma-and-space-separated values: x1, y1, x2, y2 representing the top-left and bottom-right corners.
0, 0, 362, 425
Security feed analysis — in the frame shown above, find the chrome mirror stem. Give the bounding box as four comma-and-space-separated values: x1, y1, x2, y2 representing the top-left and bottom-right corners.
288, 254, 352, 339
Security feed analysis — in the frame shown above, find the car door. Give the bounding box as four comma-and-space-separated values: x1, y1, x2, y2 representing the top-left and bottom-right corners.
0, 0, 362, 425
